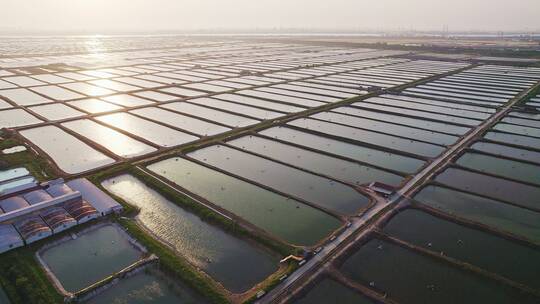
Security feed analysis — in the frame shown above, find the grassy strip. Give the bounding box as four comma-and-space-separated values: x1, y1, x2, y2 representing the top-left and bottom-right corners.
117, 218, 229, 304
0, 247, 63, 304
0, 133, 57, 181
127, 167, 294, 256
90, 165, 299, 303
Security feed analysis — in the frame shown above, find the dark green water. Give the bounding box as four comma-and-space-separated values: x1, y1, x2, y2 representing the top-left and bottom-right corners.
383, 209, 540, 289
86, 268, 208, 304
228, 135, 404, 186
470, 141, 540, 164
188, 145, 369, 215
102, 175, 279, 293
293, 278, 373, 304
0, 288, 9, 304
435, 168, 540, 210
340, 239, 539, 304
41, 225, 142, 292
414, 186, 540, 243
484, 131, 540, 150
260, 126, 425, 174
456, 152, 540, 186
288, 118, 445, 158
147, 158, 341, 246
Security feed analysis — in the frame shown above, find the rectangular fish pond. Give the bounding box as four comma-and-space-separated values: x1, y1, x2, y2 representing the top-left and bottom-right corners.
147, 157, 341, 246
102, 174, 279, 293
38, 224, 144, 293
339, 239, 539, 304
85, 266, 208, 304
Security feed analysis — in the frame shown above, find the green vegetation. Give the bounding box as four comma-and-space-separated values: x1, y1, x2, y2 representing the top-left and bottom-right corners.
0, 248, 62, 304
0, 132, 57, 181
89, 163, 297, 303
118, 218, 229, 304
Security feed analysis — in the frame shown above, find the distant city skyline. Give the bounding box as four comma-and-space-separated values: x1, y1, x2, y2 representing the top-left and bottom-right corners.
1, 0, 539, 33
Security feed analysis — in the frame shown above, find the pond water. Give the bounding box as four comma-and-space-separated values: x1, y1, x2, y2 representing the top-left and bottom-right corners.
383, 209, 540, 289
228, 135, 403, 186
288, 118, 444, 158
0, 88, 51, 105
20, 125, 115, 174
260, 126, 425, 174
161, 102, 259, 128
312, 112, 458, 145
96, 113, 198, 147
293, 278, 373, 304
40, 225, 142, 292
214, 93, 305, 113
470, 141, 540, 164
101, 95, 154, 107
0, 109, 42, 128
239, 90, 325, 108
340, 239, 539, 304
435, 168, 540, 210
61, 82, 115, 97
188, 145, 369, 215
147, 157, 341, 246
189, 98, 283, 120
484, 131, 540, 150
352, 102, 481, 126
86, 268, 207, 304
332, 106, 469, 135
258, 87, 339, 103
414, 185, 540, 243
62, 119, 156, 158
130, 107, 230, 137
456, 152, 540, 186
102, 175, 278, 292
31, 85, 84, 101
29, 103, 85, 121
0, 167, 30, 183
493, 123, 540, 138
68, 99, 123, 114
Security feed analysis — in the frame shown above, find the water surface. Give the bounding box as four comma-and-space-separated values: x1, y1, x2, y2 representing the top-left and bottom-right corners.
102, 175, 278, 292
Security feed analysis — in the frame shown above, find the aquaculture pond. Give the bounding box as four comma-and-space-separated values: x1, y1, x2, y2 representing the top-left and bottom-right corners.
293, 278, 373, 304
86, 267, 208, 304
40, 225, 142, 292
332, 106, 470, 136
311, 112, 459, 145
340, 239, 539, 304
62, 119, 156, 158
383, 209, 540, 289
130, 107, 230, 136
260, 127, 425, 174
102, 175, 279, 292
161, 102, 259, 128
288, 118, 444, 158
20, 125, 115, 174
96, 113, 198, 147
414, 186, 540, 243
147, 157, 341, 246
484, 131, 540, 150
228, 135, 404, 186
188, 145, 369, 215
456, 152, 540, 186
0, 109, 42, 128
470, 141, 540, 164
435, 168, 540, 210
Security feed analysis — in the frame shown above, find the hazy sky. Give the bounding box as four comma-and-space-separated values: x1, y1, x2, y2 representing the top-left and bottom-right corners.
1, 0, 539, 33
